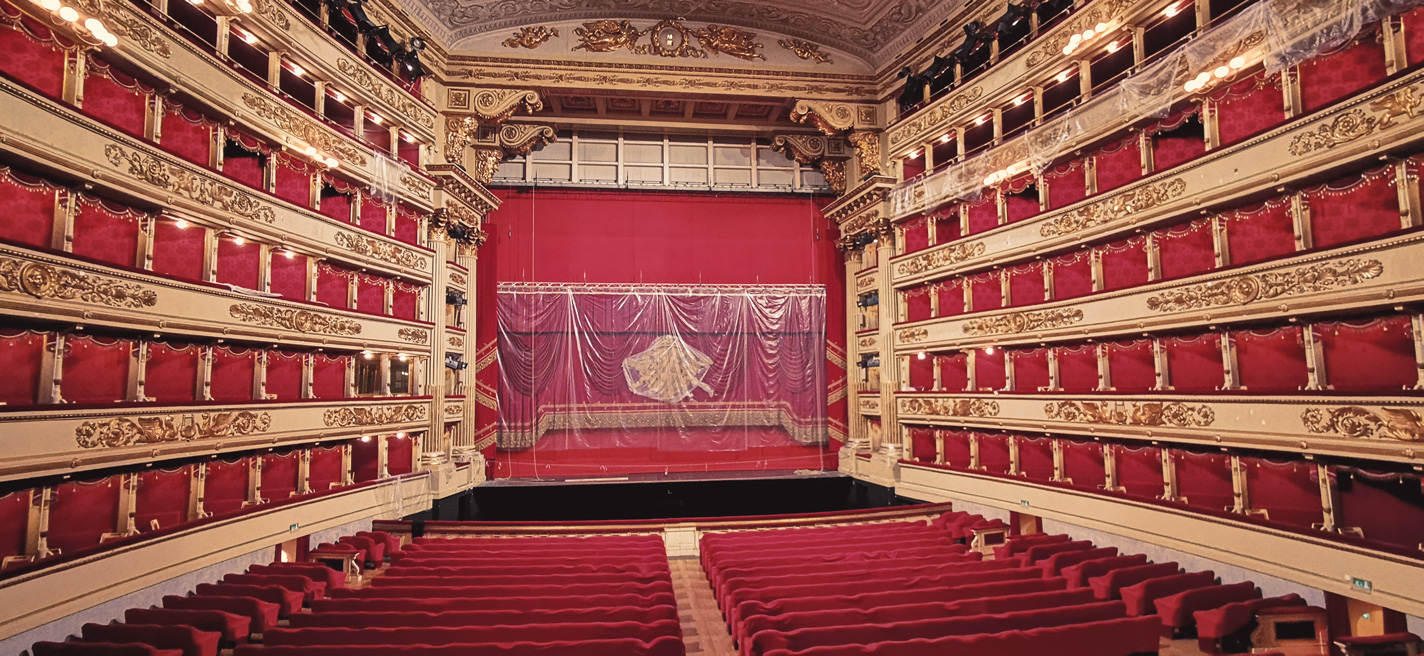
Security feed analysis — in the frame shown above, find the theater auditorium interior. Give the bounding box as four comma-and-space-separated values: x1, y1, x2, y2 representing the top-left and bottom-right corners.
6, 0, 1424, 653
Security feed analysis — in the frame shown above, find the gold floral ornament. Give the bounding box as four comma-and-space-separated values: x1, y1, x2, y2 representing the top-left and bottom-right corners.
963, 308, 1083, 336
229, 303, 362, 335
1289, 87, 1420, 156
335, 232, 427, 270
898, 397, 1000, 418
573, 19, 644, 53
1039, 178, 1186, 237
240, 94, 367, 167
897, 327, 929, 344
638, 20, 705, 58
623, 335, 715, 403
895, 242, 985, 277
105, 145, 276, 223
696, 25, 764, 61
0, 257, 157, 308
76, 411, 271, 448
397, 327, 429, 343
779, 38, 831, 64
1045, 400, 1215, 427
1302, 406, 1424, 442
1145, 259, 1383, 312
323, 404, 427, 427
503, 25, 558, 49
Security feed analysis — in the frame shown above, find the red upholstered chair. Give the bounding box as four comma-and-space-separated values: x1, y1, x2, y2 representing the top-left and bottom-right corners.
1038, 546, 1119, 577
1061, 554, 1150, 588
249, 563, 345, 590
317, 541, 367, 567
230, 636, 688, 656
122, 608, 251, 644
221, 573, 327, 601
80, 623, 221, 656
1155, 581, 1260, 634
194, 583, 303, 616
992, 533, 1070, 559
1194, 593, 1306, 654
1336, 633, 1424, 656
358, 530, 402, 555
1088, 561, 1180, 600
1118, 570, 1216, 616
33, 642, 183, 656
339, 534, 383, 565
1017, 539, 1093, 567
161, 595, 280, 634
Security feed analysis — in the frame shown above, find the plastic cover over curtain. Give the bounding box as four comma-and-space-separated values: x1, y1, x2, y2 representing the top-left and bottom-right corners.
496, 283, 828, 470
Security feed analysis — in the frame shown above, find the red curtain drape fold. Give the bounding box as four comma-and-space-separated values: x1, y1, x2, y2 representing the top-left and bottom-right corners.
161, 100, 216, 166
82, 57, 151, 138
0, 3, 67, 98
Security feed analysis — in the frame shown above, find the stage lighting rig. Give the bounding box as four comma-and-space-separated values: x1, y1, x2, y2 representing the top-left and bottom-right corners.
397, 36, 429, 81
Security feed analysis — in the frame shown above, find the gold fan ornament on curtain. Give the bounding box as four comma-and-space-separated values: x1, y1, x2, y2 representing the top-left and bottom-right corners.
622, 335, 715, 403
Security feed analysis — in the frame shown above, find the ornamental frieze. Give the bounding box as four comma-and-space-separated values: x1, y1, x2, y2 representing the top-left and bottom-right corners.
334, 232, 427, 270
780, 39, 831, 64
898, 397, 1001, 418
962, 308, 1083, 336
897, 327, 929, 344
251, 0, 289, 29
240, 94, 366, 166
0, 257, 157, 308
1145, 258, 1383, 313
887, 87, 982, 149
503, 26, 558, 49
472, 89, 544, 123
399, 173, 433, 199
1024, 0, 1133, 66
856, 275, 875, 291
452, 67, 874, 98
1288, 88, 1421, 156
336, 59, 435, 129
895, 242, 986, 277
397, 327, 429, 344
228, 303, 362, 335
102, 5, 171, 57
857, 335, 878, 351
323, 404, 427, 427
104, 145, 276, 224
1045, 400, 1215, 428
1039, 178, 1185, 237
1302, 406, 1424, 442
75, 411, 271, 448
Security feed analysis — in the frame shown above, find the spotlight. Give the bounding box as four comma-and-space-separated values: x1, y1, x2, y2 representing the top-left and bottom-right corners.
397, 36, 428, 81
916, 352, 926, 360
984, 346, 995, 355
304, 145, 318, 157
243, 30, 257, 45
395, 432, 406, 438
332, 90, 346, 103
282, 248, 295, 259
232, 234, 246, 246
397, 353, 408, 362
345, 0, 380, 33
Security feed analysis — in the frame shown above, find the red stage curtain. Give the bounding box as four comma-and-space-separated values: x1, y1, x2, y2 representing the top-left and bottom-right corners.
63, 334, 130, 404
1223, 196, 1295, 266
223, 128, 268, 190
910, 427, 937, 462
1155, 218, 1216, 281
933, 209, 962, 244
392, 282, 420, 321
0, 5, 67, 98
977, 432, 1011, 474
1337, 468, 1424, 553
204, 457, 249, 516
965, 191, 999, 235
936, 279, 965, 317
387, 434, 414, 475
1001, 176, 1041, 224
975, 347, 1006, 391
312, 354, 348, 399
1107, 339, 1156, 392
1044, 158, 1088, 210
1148, 107, 1205, 172
1406, 7, 1424, 66
902, 216, 930, 253
394, 205, 421, 245
1164, 334, 1224, 392
1305, 167, 1400, 250
47, 477, 119, 554
0, 329, 44, 406
1116, 445, 1164, 500
942, 430, 973, 468
210, 346, 256, 402
83, 57, 150, 138
309, 445, 344, 492
356, 274, 388, 315
1063, 439, 1106, 490
1098, 237, 1149, 292
1057, 345, 1099, 392
316, 263, 352, 309
359, 195, 389, 234
72, 193, 142, 268
1243, 457, 1321, 529
939, 352, 969, 392
160, 100, 215, 166
1018, 436, 1054, 481
215, 234, 261, 290
905, 286, 933, 323
0, 165, 57, 249
1234, 327, 1308, 393
266, 351, 304, 401
269, 250, 309, 300
1315, 315, 1417, 393
1006, 262, 1045, 307
1093, 134, 1143, 195
260, 450, 299, 501
150, 217, 205, 283
135, 466, 189, 533
0, 490, 28, 567
1050, 250, 1093, 300
969, 272, 1002, 313
907, 353, 934, 391
1013, 348, 1051, 392
352, 437, 380, 481
274, 152, 315, 207
1298, 30, 1388, 113
1213, 72, 1285, 148
144, 341, 200, 403
1176, 450, 1234, 512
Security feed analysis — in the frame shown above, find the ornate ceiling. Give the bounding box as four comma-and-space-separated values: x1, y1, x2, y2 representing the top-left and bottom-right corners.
390, 0, 953, 66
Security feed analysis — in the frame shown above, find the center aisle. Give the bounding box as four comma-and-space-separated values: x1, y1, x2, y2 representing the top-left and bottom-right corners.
672, 556, 737, 656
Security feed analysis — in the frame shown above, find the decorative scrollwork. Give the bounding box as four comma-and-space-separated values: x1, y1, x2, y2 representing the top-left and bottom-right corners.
1302, 406, 1424, 442
887, 87, 983, 148
336, 59, 435, 129
334, 232, 427, 270
503, 25, 558, 49
848, 131, 882, 178
472, 89, 544, 122
819, 159, 847, 195
1289, 88, 1420, 156
1025, 0, 1133, 66
397, 327, 429, 344
1039, 178, 1186, 237
695, 24, 764, 61
251, 0, 289, 29
962, 308, 1083, 336
1045, 400, 1215, 427
0, 257, 157, 308
897, 327, 929, 344
240, 95, 366, 166
791, 100, 859, 136
898, 397, 1001, 418
229, 303, 362, 335
75, 411, 271, 448
1145, 258, 1383, 313
895, 242, 985, 277
448, 335, 464, 348
102, 6, 170, 57
779, 38, 831, 63
399, 173, 433, 198
323, 404, 427, 427
104, 145, 276, 223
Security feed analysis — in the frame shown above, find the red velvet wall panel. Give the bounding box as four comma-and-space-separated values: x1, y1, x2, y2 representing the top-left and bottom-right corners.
0, 166, 56, 249
352, 437, 380, 482
1003, 186, 1041, 224
1018, 436, 1055, 481
1116, 445, 1164, 500
975, 347, 1006, 391
1007, 263, 1045, 307
83, 60, 149, 138
394, 208, 420, 245
1014, 348, 1051, 392
1338, 469, 1424, 553
274, 153, 315, 207
223, 153, 265, 191
387, 434, 414, 475
937, 280, 965, 317
933, 210, 961, 245
1050, 251, 1093, 300
144, 341, 199, 403
1093, 135, 1143, 195
1057, 345, 1099, 392
209, 347, 256, 402
1149, 111, 1205, 172
1407, 7, 1424, 66
908, 353, 934, 391
1164, 334, 1224, 392
266, 351, 304, 400
0, 8, 66, 98
260, 451, 299, 501
1223, 197, 1295, 266
902, 155, 925, 180
939, 353, 969, 392
1214, 72, 1285, 148
1305, 168, 1400, 250
356, 275, 387, 315
150, 218, 205, 283
392, 285, 420, 321
48, 477, 120, 554
1155, 219, 1215, 281
1298, 33, 1388, 114
910, 427, 937, 462
72, 195, 141, 268
942, 430, 973, 468
359, 196, 388, 234
320, 190, 353, 223
63, 335, 130, 404
0, 329, 44, 406
316, 264, 351, 309
204, 457, 249, 516
309, 446, 344, 492
1044, 159, 1088, 210
1244, 458, 1321, 529
969, 272, 1002, 313
1063, 440, 1106, 490
905, 287, 933, 323
1099, 238, 1149, 292
135, 467, 189, 533
215, 236, 261, 289
1234, 327, 1308, 393
269, 251, 308, 301
312, 355, 347, 399
977, 432, 1011, 474
966, 192, 1000, 235
1176, 450, 1234, 512
161, 102, 214, 166
1107, 339, 1156, 393
902, 217, 930, 253
1315, 316, 1417, 393
0, 490, 28, 566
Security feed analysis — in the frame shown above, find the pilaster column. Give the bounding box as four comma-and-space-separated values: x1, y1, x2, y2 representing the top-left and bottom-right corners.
422, 235, 450, 469
875, 222, 902, 459
842, 246, 865, 450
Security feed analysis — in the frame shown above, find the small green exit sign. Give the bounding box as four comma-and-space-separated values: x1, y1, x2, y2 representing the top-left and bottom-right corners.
1351, 577, 1373, 593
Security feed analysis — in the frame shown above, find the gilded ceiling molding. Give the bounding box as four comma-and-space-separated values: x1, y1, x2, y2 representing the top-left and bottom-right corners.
102, 5, 171, 58
847, 130, 882, 178
462, 123, 557, 184
894, 241, 985, 277
790, 100, 876, 135
1, 257, 158, 308
228, 303, 363, 335
886, 86, 982, 149
103, 145, 277, 224
573, 19, 644, 53
397, 327, 430, 343
1289, 88, 1420, 156
1045, 400, 1216, 428
240, 95, 367, 167
76, 411, 272, 448
323, 404, 427, 427
1145, 258, 1383, 313
638, 20, 703, 58
334, 232, 428, 270
453, 67, 875, 97
1025, 0, 1132, 66
695, 24, 764, 61
779, 38, 831, 64
443, 90, 543, 164
962, 308, 1084, 336
1302, 406, 1424, 442
502, 25, 558, 49
899, 397, 1001, 418
336, 59, 436, 129
1039, 178, 1186, 237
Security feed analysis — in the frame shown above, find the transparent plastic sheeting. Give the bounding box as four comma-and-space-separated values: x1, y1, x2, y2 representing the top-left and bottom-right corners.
495, 283, 829, 470
891, 0, 1424, 217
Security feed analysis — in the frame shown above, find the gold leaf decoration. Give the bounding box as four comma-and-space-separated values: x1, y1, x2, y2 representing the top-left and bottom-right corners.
1145, 258, 1383, 313
1039, 178, 1186, 237
0, 257, 157, 308
1289, 88, 1420, 156
448, 335, 464, 348
241, 94, 367, 166
76, 411, 271, 448
252, 0, 289, 29
456, 67, 873, 97
102, 7, 170, 57
336, 59, 435, 129
334, 232, 427, 270
779, 38, 831, 63
962, 308, 1083, 336
323, 404, 427, 427
1302, 406, 1424, 442
896, 241, 986, 277
898, 327, 929, 344
898, 397, 1001, 418
573, 19, 644, 53
887, 87, 983, 148
1045, 400, 1215, 427
398, 327, 429, 344
1025, 0, 1132, 66
229, 303, 362, 335
399, 173, 433, 199
695, 24, 764, 61
104, 145, 276, 223
503, 25, 558, 49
